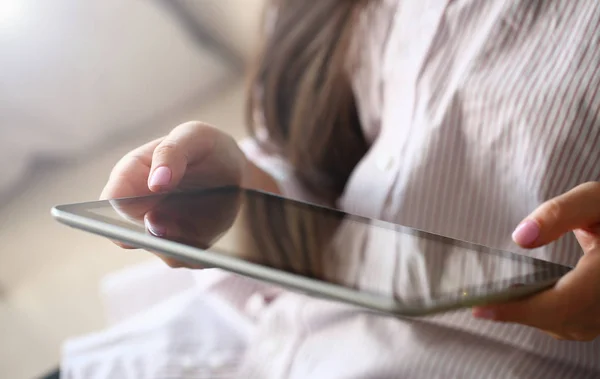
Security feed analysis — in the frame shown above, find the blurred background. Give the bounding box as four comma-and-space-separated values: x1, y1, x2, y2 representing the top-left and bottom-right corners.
0, 0, 265, 377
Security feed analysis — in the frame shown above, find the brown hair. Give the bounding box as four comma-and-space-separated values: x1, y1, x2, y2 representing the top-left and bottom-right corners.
247, 0, 369, 203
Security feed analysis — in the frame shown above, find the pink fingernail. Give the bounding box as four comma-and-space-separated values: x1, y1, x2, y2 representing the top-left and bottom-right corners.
149, 166, 172, 188
512, 220, 540, 246
473, 308, 496, 320
145, 217, 167, 237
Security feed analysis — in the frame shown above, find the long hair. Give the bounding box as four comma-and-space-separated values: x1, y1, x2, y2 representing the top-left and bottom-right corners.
247, 0, 369, 202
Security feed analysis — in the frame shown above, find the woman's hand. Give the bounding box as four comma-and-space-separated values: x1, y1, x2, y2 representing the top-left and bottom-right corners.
472, 182, 600, 341
100, 121, 278, 266
109, 189, 242, 268
101, 121, 247, 201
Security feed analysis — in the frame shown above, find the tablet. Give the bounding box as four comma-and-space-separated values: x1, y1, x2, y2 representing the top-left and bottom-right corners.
51, 186, 572, 317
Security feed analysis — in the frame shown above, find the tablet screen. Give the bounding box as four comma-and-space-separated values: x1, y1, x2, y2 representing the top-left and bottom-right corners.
61, 187, 571, 308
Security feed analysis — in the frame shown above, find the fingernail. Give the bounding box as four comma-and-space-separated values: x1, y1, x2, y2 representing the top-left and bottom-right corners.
149, 166, 172, 188
512, 219, 540, 246
145, 217, 167, 237
473, 308, 496, 320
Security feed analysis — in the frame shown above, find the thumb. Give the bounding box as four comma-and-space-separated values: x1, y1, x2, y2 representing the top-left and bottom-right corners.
472, 285, 565, 329
512, 182, 600, 248
148, 121, 218, 192
473, 250, 600, 331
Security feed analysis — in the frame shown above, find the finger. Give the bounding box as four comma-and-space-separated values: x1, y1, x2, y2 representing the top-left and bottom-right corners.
144, 211, 172, 239
106, 195, 164, 250
148, 122, 218, 192
110, 195, 165, 225
472, 286, 566, 330
100, 138, 164, 249
156, 255, 204, 269
574, 226, 600, 254
512, 182, 600, 248
100, 137, 164, 200
142, 192, 238, 248
473, 249, 600, 331
143, 215, 205, 269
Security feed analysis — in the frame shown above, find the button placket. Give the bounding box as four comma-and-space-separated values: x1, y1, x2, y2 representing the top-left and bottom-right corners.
376, 154, 397, 172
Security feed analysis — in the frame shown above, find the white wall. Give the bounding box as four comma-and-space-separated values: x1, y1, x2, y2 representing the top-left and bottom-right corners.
0, 1, 265, 377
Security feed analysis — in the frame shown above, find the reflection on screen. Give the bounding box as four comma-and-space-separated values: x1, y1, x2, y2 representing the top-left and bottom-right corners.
85, 187, 571, 307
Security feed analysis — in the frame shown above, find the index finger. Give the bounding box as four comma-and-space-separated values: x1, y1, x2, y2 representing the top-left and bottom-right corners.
514, 182, 600, 248
100, 137, 164, 200
100, 137, 164, 248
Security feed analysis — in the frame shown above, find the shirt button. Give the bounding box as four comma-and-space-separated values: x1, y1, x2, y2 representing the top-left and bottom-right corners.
263, 338, 280, 354
179, 355, 195, 369
244, 293, 267, 319
207, 351, 235, 370
377, 155, 396, 172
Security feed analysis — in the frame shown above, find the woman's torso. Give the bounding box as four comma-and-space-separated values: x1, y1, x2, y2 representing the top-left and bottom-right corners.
239, 0, 600, 377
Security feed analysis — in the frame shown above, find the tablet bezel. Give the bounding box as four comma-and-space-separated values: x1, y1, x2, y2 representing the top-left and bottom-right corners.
51, 187, 572, 317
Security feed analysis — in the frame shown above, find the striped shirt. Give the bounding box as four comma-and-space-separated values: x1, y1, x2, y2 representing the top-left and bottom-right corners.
61, 0, 600, 377
243, 0, 600, 377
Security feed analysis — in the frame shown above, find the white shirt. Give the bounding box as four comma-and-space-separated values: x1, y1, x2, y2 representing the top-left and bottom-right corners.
62, 0, 600, 377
